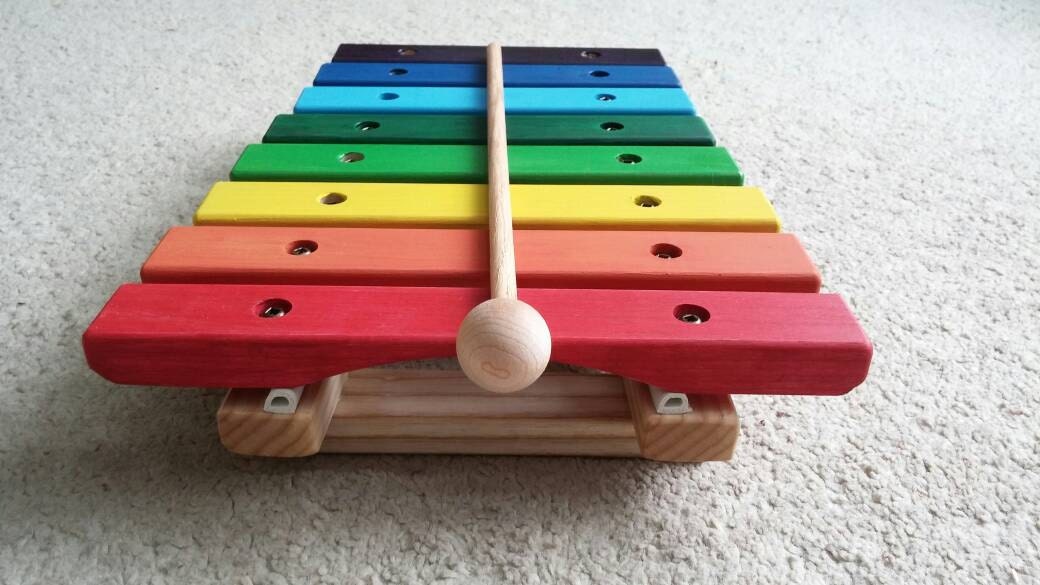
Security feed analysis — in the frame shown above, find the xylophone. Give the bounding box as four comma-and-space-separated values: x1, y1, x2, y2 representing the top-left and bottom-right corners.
82, 43, 873, 462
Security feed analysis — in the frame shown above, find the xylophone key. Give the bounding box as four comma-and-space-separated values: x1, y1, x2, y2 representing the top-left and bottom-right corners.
82, 284, 873, 395
262, 114, 716, 146
314, 63, 681, 88
294, 86, 695, 115
192, 182, 779, 231
228, 144, 742, 185
140, 227, 821, 292
331, 44, 666, 66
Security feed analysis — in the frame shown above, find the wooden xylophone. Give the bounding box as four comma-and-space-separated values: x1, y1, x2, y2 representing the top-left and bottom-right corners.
83, 43, 872, 462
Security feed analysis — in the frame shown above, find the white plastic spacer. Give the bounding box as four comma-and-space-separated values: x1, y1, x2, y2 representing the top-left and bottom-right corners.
263, 386, 305, 414
647, 385, 692, 415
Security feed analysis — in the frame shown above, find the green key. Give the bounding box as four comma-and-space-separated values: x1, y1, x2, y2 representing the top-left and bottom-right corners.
230, 143, 743, 185
263, 114, 716, 146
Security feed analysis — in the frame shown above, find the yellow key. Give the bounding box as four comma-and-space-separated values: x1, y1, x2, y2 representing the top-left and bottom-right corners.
194, 181, 780, 232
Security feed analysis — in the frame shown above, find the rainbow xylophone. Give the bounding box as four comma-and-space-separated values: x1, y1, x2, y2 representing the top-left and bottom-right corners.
82, 43, 872, 461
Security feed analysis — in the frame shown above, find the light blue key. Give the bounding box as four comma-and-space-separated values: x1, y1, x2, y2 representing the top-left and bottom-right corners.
294, 86, 695, 115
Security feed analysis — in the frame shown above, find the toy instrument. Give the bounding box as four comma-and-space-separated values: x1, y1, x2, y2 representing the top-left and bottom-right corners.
83, 43, 872, 461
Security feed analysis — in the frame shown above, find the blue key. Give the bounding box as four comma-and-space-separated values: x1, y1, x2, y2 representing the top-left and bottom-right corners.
294, 87, 695, 115
313, 63, 681, 88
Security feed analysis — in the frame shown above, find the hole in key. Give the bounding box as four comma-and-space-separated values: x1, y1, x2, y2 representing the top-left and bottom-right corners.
674, 304, 710, 325
340, 152, 365, 163
617, 153, 642, 164
355, 121, 380, 132
651, 243, 682, 259
600, 122, 624, 131
379, 92, 399, 100
635, 195, 661, 208
257, 299, 292, 318
270, 396, 290, 408
320, 192, 347, 205
288, 240, 318, 256
581, 50, 602, 59
389, 68, 408, 76
665, 397, 684, 408
397, 48, 416, 56
596, 93, 616, 101
590, 70, 610, 77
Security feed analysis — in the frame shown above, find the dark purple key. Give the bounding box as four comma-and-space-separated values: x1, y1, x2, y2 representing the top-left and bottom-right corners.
332, 44, 665, 65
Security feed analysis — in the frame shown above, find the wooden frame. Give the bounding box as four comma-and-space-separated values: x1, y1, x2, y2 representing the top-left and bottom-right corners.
218, 369, 739, 462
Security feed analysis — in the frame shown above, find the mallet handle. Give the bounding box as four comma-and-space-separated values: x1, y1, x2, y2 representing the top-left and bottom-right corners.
486, 42, 516, 300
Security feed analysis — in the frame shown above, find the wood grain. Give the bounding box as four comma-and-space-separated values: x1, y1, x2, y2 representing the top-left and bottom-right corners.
140, 227, 820, 292
453, 43, 551, 395
485, 42, 516, 301
193, 182, 780, 232
83, 284, 873, 395
214, 370, 738, 460
321, 369, 733, 460
623, 379, 739, 462
218, 375, 341, 457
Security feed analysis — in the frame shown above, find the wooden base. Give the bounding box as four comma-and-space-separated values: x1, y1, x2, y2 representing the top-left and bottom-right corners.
218, 369, 738, 462
217, 376, 341, 457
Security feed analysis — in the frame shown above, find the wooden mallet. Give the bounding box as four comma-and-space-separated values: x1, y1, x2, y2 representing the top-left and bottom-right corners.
455, 42, 552, 393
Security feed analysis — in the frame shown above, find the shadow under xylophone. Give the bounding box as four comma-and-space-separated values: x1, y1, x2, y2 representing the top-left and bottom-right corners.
83, 44, 872, 462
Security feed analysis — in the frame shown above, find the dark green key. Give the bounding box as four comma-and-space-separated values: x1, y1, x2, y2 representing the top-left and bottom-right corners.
230, 143, 742, 185
262, 114, 715, 146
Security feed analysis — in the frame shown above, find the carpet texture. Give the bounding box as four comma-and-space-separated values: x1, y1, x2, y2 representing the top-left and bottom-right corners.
1, 1, 1038, 583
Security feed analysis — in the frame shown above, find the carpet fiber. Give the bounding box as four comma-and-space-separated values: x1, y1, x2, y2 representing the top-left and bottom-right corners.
1, 1, 1038, 583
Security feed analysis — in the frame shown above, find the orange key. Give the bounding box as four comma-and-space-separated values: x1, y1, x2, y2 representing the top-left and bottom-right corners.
141, 226, 821, 292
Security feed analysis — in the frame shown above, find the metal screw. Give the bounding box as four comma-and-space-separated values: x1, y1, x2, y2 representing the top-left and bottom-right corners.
678, 312, 702, 324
